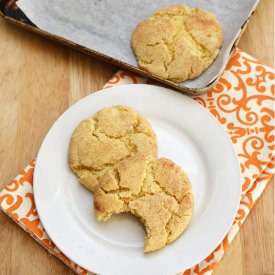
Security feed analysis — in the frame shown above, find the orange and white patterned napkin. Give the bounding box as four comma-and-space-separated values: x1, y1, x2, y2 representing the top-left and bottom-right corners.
0, 49, 274, 275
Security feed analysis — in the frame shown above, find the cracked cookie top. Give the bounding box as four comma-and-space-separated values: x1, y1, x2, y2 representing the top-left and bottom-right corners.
69, 105, 157, 192
94, 154, 193, 252
131, 5, 223, 82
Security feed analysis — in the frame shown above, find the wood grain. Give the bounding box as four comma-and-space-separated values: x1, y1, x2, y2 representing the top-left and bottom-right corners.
0, 0, 274, 274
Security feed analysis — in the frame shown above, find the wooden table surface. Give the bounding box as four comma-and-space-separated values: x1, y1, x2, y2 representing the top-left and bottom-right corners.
0, 1, 274, 274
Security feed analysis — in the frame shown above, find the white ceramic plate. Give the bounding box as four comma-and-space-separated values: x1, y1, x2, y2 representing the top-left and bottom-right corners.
34, 84, 241, 275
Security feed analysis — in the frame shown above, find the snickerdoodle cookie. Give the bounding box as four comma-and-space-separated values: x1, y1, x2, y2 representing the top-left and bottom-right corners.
131, 5, 223, 82
94, 154, 193, 252
69, 106, 157, 192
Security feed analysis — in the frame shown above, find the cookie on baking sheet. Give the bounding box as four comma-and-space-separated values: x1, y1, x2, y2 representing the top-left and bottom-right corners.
94, 154, 193, 252
131, 5, 223, 82
69, 105, 157, 192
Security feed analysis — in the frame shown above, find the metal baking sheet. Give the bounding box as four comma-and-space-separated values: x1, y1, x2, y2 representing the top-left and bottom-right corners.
1, 0, 259, 94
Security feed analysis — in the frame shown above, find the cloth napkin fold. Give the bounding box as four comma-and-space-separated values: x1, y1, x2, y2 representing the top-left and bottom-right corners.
0, 49, 274, 275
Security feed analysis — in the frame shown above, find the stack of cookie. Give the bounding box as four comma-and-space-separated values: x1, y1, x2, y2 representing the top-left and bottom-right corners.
69, 106, 193, 252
